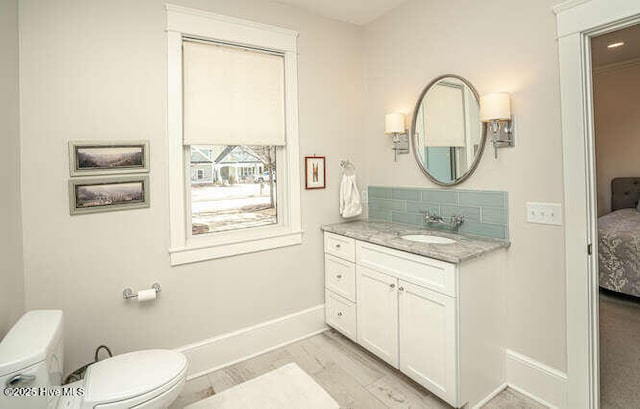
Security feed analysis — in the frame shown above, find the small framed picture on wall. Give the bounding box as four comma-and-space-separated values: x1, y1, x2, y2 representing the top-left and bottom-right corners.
68, 141, 150, 176
305, 156, 326, 190
69, 176, 150, 215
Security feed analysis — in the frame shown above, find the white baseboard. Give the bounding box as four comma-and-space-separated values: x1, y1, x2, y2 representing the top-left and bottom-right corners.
472, 383, 508, 409
505, 349, 567, 408
176, 304, 327, 380
174, 310, 567, 409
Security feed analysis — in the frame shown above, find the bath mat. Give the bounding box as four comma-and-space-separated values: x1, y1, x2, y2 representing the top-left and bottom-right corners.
184, 363, 339, 409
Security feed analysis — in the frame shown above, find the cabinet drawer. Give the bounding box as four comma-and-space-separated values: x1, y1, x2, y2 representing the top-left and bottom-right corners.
356, 241, 457, 297
324, 232, 355, 262
325, 290, 356, 341
325, 254, 356, 302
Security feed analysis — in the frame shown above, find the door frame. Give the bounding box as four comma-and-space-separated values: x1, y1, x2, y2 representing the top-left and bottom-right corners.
555, 1, 640, 407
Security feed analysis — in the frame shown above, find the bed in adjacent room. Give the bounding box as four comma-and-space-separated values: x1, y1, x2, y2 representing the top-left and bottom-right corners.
599, 178, 640, 297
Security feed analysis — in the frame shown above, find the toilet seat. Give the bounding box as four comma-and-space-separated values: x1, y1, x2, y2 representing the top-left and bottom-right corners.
79, 350, 187, 409
0, 311, 187, 409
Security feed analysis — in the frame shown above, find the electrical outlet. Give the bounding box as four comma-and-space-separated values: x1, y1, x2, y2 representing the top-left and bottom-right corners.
526, 202, 562, 226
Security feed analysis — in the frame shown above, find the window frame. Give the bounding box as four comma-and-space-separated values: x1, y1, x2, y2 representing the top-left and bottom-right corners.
167, 5, 302, 265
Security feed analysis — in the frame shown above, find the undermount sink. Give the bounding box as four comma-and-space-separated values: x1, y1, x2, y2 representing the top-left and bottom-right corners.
400, 234, 457, 244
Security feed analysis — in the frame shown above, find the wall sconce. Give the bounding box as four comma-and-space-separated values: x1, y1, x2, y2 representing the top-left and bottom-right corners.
385, 112, 409, 162
480, 93, 515, 159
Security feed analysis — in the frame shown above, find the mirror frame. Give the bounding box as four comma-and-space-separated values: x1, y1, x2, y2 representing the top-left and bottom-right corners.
410, 74, 487, 187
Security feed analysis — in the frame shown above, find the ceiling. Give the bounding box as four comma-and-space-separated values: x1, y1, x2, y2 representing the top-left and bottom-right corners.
592, 23, 640, 68
272, 0, 408, 25
270, 1, 639, 62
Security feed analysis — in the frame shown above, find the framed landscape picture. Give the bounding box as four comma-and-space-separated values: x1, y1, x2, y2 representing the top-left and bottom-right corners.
305, 156, 326, 190
69, 176, 150, 215
69, 141, 149, 176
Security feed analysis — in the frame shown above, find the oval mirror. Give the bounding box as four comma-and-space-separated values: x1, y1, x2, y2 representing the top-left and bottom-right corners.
411, 75, 486, 186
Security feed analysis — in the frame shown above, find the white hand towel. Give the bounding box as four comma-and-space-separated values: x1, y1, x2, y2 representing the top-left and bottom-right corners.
340, 174, 362, 218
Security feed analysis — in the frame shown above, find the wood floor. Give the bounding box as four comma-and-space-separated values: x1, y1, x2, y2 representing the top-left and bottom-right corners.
170, 329, 546, 409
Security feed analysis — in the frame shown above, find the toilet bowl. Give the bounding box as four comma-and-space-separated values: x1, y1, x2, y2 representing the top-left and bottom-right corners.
0, 310, 187, 409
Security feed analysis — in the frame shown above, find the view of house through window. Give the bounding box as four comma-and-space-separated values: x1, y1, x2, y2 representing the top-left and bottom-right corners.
190, 145, 277, 235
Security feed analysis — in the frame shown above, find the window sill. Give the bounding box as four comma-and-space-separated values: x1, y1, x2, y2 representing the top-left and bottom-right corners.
169, 230, 303, 265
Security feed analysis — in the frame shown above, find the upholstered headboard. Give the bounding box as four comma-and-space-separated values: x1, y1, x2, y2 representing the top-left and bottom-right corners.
611, 178, 640, 211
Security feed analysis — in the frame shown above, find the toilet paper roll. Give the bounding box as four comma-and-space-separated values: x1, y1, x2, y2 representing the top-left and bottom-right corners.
137, 289, 157, 302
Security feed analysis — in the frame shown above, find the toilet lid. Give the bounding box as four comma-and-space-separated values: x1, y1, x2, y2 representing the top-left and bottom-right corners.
83, 349, 187, 405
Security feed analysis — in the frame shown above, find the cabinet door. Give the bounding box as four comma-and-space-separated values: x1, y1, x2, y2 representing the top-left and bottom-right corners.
356, 265, 399, 367
399, 280, 458, 406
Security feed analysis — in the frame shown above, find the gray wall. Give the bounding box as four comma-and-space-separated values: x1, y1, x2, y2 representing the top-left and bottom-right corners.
15, 0, 568, 378
362, 0, 567, 371
19, 0, 365, 371
0, 0, 25, 337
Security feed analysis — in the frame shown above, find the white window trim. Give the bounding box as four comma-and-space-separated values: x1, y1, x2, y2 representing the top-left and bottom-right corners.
166, 4, 302, 265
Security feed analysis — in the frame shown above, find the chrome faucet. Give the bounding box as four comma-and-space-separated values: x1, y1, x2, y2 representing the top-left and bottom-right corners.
424, 211, 446, 224
424, 211, 465, 230
449, 214, 465, 229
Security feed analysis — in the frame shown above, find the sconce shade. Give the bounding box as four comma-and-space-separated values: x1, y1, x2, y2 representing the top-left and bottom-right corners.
480, 93, 511, 122
385, 112, 406, 134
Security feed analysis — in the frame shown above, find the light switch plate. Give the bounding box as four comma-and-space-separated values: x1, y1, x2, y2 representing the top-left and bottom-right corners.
526, 202, 562, 226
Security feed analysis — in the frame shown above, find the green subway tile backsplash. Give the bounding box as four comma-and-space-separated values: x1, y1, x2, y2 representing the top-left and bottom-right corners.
406, 201, 439, 214
422, 190, 459, 204
482, 208, 508, 224
458, 191, 507, 208
368, 186, 509, 240
368, 198, 405, 211
392, 188, 421, 201
368, 208, 392, 222
368, 186, 393, 199
458, 221, 508, 240
440, 205, 481, 222
391, 211, 425, 226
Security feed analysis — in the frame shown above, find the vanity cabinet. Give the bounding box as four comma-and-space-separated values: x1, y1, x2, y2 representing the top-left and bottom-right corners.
323, 231, 506, 408
356, 244, 457, 403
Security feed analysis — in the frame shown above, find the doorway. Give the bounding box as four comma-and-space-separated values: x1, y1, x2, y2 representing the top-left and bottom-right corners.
590, 23, 640, 408
556, 1, 640, 407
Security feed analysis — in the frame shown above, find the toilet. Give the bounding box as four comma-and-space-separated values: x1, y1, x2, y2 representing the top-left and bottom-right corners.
0, 310, 187, 409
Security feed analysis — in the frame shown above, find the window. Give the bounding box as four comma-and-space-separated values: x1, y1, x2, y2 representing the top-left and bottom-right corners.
190, 144, 277, 235
167, 5, 302, 265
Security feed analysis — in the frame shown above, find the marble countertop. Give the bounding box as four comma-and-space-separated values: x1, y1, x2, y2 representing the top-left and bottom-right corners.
321, 220, 510, 264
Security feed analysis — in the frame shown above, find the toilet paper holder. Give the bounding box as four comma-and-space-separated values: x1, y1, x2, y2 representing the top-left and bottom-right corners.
123, 283, 161, 300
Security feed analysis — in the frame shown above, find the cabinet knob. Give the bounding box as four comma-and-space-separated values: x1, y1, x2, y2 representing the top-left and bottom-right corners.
337, 312, 343, 317
398, 286, 405, 292
390, 283, 396, 289
335, 244, 342, 249
336, 274, 343, 279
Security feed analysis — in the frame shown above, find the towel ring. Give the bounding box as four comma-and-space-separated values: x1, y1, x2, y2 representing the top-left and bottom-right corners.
340, 160, 356, 176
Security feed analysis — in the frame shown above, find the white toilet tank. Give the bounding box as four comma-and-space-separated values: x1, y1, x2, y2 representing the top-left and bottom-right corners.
0, 310, 64, 409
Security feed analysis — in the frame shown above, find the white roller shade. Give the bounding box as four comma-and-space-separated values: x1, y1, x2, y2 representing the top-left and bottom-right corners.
425, 84, 466, 148
183, 41, 286, 146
